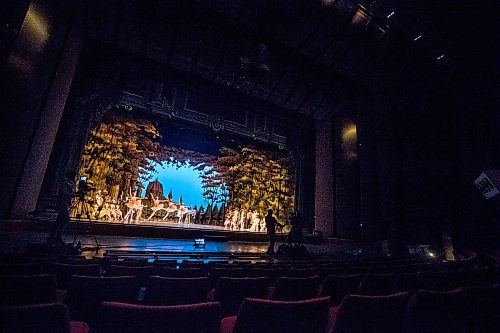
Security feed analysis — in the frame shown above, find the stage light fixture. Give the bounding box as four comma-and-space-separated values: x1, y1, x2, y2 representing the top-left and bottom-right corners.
386, 11, 395, 19
413, 35, 422, 41
436, 54, 445, 60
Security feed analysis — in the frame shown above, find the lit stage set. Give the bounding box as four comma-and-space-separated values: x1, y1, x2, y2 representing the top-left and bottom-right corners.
63, 108, 302, 244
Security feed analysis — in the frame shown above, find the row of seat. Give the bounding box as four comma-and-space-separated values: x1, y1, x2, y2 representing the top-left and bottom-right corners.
2, 260, 497, 290
2, 285, 498, 333
2, 271, 498, 321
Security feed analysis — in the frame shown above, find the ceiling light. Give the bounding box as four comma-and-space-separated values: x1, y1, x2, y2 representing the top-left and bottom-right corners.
436, 54, 445, 60
413, 35, 422, 41
387, 11, 395, 19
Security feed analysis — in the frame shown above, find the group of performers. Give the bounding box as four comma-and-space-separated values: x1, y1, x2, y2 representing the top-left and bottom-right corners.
224, 210, 268, 233
82, 189, 282, 233
88, 190, 194, 225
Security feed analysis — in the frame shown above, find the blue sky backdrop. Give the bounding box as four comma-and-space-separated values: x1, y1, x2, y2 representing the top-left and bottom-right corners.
143, 162, 206, 209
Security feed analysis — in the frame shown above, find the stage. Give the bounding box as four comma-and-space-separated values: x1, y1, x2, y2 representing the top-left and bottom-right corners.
0, 220, 372, 262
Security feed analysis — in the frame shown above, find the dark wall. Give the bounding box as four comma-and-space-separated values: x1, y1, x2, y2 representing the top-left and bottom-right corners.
354, 72, 499, 250
0, 0, 75, 218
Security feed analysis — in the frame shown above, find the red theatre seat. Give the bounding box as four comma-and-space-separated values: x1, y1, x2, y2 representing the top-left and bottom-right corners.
220, 297, 331, 333
0, 303, 89, 333
271, 276, 321, 301
406, 288, 466, 333
99, 301, 221, 333
0, 274, 57, 306
329, 292, 410, 333
65, 275, 138, 325
213, 276, 270, 316
143, 276, 210, 305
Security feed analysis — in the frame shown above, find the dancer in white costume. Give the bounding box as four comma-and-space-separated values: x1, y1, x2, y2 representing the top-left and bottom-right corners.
102, 202, 112, 221
111, 198, 122, 221
249, 211, 261, 232
230, 210, 239, 230
239, 210, 246, 231
123, 192, 144, 224
224, 211, 232, 230
162, 200, 178, 220
176, 205, 189, 224
146, 193, 168, 220
93, 190, 104, 218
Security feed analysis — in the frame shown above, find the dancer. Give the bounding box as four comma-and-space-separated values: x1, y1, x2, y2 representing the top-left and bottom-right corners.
93, 190, 104, 218
162, 199, 178, 221
177, 205, 189, 224
249, 211, 261, 232
123, 190, 144, 224
146, 193, 168, 220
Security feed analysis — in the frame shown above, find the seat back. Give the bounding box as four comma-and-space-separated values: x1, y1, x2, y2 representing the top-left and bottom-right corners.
232, 297, 330, 333
0, 274, 57, 306
144, 276, 210, 305
99, 301, 221, 333
463, 285, 500, 332
157, 267, 207, 278
319, 274, 363, 305
0, 263, 43, 275
358, 273, 397, 295
406, 289, 466, 333
331, 292, 410, 333
210, 267, 246, 286
66, 275, 138, 325
287, 267, 318, 278
106, 265, 153, 285
272, 276, 321, 301
213, 277, 270, 315
52, 263, 101, 290
0, 303, 73, 333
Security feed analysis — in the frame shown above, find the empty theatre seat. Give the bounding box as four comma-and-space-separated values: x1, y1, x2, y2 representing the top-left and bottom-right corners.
0, 303, 89, 333
319, 274, 363, 305
358, 273, 397, 296
52, 263, 101, 290
463, 285, 500, 332
395, 272, 428, 294
286, 267, 319, 278
99, 301, 221, 333
65, 275, 138, 325
0, 263, 43, 275
271, 276, 321, 301
318, 267, 345, 278
213, 277, 270, 316
220, 297, 330, 333
157, 267, 207, 278
0, 274, 57, 306
247, 267, 287, 283
329, 292, 410, 333
406, 289, 466, 333
106, 265, 153, 285
143, 276, 210, 305
210, 267, 247, 286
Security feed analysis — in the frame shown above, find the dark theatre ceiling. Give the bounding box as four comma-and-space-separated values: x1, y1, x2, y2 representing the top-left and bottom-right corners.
78, 0, 498, 121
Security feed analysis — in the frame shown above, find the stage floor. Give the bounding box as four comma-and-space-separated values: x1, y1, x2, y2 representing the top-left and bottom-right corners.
0, 229, 377, 261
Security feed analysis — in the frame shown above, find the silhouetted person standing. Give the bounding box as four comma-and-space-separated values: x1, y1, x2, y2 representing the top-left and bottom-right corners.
47, 170, 76, 245
265, 209, 283, 254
